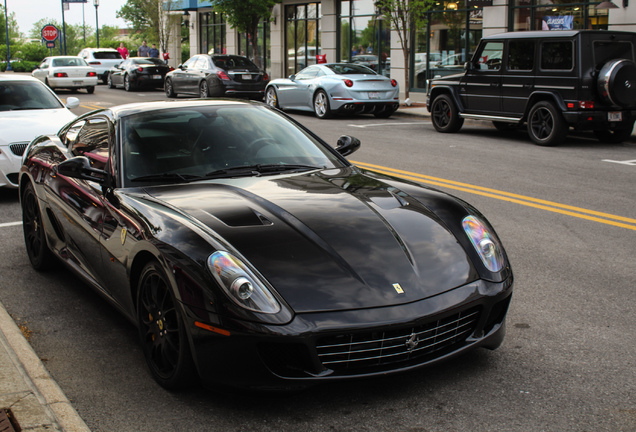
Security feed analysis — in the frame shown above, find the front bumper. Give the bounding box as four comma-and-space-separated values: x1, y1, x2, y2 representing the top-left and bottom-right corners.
0, 142, 26, 188
563, 109, 636, 130
183, 276, 513, 389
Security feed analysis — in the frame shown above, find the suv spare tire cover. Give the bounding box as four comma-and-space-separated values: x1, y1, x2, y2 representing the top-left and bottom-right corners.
597, 59, 636, 108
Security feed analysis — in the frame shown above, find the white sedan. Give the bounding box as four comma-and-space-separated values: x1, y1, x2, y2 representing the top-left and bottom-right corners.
32, 56, 98, 93
0, 75, 78, 188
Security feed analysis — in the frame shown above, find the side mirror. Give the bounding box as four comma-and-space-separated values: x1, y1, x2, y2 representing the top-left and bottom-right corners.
57, 156, 107, 184
178, 64, 185, 70
335, 135, 361, 157
65, 97, 80, 109
464, 62, 474, 71
289, 74, 296, 80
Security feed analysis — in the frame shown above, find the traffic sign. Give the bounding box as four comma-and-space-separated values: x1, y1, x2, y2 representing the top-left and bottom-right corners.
41, 25, 59, 43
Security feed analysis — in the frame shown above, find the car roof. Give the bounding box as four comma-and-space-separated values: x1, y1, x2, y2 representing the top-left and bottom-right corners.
0, 74, 44, 83
104, 99, 260, 119
81, 48, 118, 52
483, 30, 636, 40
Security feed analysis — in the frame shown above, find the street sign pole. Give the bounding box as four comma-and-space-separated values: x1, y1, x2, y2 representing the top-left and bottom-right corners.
60, 0, 67, 55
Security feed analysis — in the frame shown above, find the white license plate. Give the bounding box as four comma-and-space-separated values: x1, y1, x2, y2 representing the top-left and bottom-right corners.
73, 80, 83, 85
242, 74, 252, 80
369, 91, 380, 99
608, 111, 622, 122
152, 75, 162, 79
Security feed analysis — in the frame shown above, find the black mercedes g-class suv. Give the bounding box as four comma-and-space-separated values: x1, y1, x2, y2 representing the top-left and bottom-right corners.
427, 30, 636, 146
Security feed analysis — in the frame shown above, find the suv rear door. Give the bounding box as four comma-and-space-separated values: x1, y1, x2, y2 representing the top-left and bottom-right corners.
460, 41, 504, 114
502, 39, 536, 117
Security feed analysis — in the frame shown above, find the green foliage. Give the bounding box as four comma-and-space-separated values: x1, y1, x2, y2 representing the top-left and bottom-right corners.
117, 0, 158, 42
15, 43, 49, 62
0, 5, 20, 41
1, 61, 39, 72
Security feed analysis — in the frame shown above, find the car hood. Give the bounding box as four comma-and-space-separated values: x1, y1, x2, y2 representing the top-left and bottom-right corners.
143, 168, 477, 313
0, 109, 76, 145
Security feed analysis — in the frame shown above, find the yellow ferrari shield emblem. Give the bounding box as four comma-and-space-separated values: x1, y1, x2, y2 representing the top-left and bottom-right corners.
393, 283, 404, 294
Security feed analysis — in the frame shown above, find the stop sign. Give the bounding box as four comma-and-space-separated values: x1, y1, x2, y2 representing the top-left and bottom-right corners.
41, 25, 59, 42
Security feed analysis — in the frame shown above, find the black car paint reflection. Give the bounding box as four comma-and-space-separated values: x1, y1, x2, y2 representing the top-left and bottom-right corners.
108, 57, 172, 91
20, 100, 512, 390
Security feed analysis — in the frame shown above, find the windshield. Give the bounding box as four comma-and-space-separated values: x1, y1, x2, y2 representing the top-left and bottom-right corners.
325, 63, 376, 75
121, 104, 344, 187
0, 81, 64, 111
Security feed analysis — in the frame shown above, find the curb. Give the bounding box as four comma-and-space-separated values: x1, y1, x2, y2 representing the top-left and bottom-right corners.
0, 302, 90, 432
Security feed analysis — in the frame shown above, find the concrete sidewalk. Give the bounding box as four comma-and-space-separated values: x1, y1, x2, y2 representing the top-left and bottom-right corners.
0, 301, 90, 431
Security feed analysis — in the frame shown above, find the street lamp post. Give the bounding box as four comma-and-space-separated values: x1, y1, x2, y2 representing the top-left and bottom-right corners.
94, 0, 99, 48
4, 0, 11, 71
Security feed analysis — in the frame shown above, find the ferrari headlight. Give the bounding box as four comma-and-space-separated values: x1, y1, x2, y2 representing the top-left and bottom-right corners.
462, 215, 505, 272
208, 251, 280, 314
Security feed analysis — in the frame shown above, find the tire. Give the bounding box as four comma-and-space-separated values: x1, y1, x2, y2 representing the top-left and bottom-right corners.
107, 74, 115, 89
492, 121, 518, 132
124, 74, 134, 92
101, 73, 109, 85
594, 122, 634, 143
527, 101, 567, 146
165, 78, 176, 98
86, 86, 95, 94
431, 94, 464, 133
44, 78, 51, 88
597, 59, 636, 108
313, 90, 332, 119
265, 87, 279, 109
199, 80, 209, 98
137, 261, 195, 390
22, 182, 54, 271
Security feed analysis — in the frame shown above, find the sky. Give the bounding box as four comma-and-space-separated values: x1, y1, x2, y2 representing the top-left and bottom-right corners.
6, 0, 129, 37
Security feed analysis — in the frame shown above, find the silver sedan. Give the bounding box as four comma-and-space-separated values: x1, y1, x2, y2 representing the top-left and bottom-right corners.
265, 63, 399, 119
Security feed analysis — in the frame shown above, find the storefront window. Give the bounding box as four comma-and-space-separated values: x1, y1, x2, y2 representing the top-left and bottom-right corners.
200, 12, 226, 55
412, 3, 482, 91
286, 3, 322, 75
338, 0, 390, 77
238, 20, 271, 71
511, 0, 608, 31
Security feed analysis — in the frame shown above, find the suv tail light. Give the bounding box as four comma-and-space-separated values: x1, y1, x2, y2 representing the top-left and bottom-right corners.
579, 101, 594, 109
86, 71, 97, 77
89, 61, 101, 65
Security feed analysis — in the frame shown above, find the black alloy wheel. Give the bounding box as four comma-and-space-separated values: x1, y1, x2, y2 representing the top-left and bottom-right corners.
527, 101, 567, 146
431, 94, 464, 133
124, 74, 134, 92
137, 261, 194, 389
266, 87, 279, 109
22, 182, 53, 270
165, 78, 176, 98
199, 80, 209, 98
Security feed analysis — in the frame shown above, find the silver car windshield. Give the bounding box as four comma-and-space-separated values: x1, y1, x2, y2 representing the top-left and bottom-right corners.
121, 104, 344, 186
0, 81, 64, 111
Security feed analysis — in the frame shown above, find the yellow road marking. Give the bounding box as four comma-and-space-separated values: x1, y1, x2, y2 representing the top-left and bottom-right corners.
80, 104, 104, 111
353, 161, 636, 231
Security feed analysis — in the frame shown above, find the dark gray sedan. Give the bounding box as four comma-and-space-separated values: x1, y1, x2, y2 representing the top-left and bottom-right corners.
164, 54, 269, 99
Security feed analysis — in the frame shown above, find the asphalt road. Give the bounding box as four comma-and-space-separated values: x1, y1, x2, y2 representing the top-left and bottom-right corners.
0, 84, 634, 431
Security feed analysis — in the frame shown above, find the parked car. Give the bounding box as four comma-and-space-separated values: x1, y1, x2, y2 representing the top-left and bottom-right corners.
266, 63, 399, 119
20, 99, 512, 390
107, 57, 172, 91
0, 75, 78, 188
32, 56, 98, 93
427, 30, 636, 146
164, 54, 269, 99
78, 48, 123, 84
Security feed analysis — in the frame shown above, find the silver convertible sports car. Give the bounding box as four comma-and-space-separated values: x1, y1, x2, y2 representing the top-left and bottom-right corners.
20, 99, 512, 390
265, 63, 400, 119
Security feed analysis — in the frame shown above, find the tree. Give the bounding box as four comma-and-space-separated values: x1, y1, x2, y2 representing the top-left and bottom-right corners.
374, 0, 434, 100
118, 0, 177, 55
209, 0, 282, 69
29, 19, 88, 56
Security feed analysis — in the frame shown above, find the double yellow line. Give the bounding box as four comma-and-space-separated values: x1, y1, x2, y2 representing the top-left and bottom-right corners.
80, 104, 104, 111
353, 161, 636, 232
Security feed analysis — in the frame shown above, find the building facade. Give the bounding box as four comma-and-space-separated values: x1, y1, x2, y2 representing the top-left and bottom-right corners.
167, 0, 636, 104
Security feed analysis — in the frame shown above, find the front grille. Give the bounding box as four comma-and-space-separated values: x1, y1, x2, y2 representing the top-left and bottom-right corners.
316, 307, 480, 372
9, 142, 29, 156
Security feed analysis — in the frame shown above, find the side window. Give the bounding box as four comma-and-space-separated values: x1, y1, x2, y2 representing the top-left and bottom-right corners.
40, 59, 49, 69
508, 40, 535, 71
296, 66, 320, 80
476, 42, 504, 71
541, 41, 573, 70
183, 57, 197, 68
71, 117, 111, 171
195, 57, 210, 69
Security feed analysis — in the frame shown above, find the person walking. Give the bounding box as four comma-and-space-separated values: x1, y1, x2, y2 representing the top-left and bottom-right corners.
149, 44, 160, 58
117, 42, 129, 59
138, 41, 150, 57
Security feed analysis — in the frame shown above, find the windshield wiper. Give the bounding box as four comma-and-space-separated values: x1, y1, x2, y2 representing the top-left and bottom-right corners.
205, 164, 323, 179
130, 173, 203, 183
